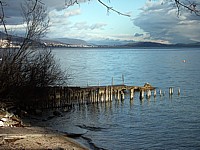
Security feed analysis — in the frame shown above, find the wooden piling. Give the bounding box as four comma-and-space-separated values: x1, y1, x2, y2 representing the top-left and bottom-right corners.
116, 90, 120, 101
130, 89, 134, 100
154, 89, 156, 97
159, 89, 162, 96
178, 88, 180, 95
140, 90, 144, 100
122, 74, 124, 85
169, 87, 173, 95
146, 90, 151, 99
110, 86, 113, 101
120, 90, 125, 101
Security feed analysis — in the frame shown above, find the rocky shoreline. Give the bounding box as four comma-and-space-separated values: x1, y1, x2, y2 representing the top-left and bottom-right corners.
0, 106, 88, 150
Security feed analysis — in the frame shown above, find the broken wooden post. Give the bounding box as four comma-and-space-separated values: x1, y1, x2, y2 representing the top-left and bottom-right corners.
105, 87, 108, 102
130, 89, 134, 100
140, 90, 144, 100
120, 90, 125, 101
169, 87, 173, 95
122, 74, 125, 85
146, 90, 151, 99
159, 89, 162, 96
116, 90, 120, 101
178, 88, 180, 95
110, 86, 113, 101
154, 89, 156, 97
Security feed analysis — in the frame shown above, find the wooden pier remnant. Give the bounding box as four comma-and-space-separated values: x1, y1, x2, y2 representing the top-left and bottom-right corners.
24, 83, 157, 110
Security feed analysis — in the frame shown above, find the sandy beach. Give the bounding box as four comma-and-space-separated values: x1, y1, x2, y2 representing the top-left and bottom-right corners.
0, 126, 88, 150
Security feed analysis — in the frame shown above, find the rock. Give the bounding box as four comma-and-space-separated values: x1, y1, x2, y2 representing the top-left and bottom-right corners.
0, 109, 23, 127
0, 120, 4, 126
1, 117, 9, 122
4, 112, 14, 118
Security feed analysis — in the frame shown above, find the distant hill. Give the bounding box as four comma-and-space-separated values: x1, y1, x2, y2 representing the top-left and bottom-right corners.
0, 31, 89, 48
122, 41, 200, 48
1, 31, 200, 48
124, 42, 168, 47
0, 31, 24, 43
50, 38, 88, 45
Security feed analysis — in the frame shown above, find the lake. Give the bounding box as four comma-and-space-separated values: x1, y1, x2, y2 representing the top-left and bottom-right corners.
48, 48, 200, 149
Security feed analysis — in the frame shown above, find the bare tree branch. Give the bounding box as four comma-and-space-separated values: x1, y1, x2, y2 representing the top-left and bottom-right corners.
97, 0, 130, 17
65, 0, 130, 17
65, 0, 79, 7
0, 1, 8, 37
27, 0, 44, 14
174, 0, 200, 16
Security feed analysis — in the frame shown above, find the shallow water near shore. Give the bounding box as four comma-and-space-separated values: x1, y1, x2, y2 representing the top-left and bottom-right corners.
48, 48, 200, 149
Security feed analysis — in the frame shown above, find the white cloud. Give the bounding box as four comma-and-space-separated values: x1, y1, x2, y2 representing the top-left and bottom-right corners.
72, 22, 107, 30
134, 1, 200, 43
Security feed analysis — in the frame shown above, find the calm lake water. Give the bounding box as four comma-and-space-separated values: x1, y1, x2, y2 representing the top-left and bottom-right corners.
48, 48, 200, 150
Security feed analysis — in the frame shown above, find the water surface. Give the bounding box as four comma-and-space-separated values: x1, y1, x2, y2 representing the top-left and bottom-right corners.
49, 48, 200, 149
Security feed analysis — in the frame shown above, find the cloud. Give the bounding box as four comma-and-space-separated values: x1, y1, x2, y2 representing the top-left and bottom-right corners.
134, 1, 200, 44
134, 33, 144, 37
1, 0, 82, 24
72, 22, 107, 30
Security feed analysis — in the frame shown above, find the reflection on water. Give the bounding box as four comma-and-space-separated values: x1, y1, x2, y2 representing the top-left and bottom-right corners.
49, 48, 200, 150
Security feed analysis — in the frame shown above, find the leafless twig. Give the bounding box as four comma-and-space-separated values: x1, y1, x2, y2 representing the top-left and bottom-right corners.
27, 0, 44, 14
174, 0, 200, 16
0, 1, 8, 37
65, 0, 79, 7
65, 0, 130, 17
97, 0, 130, 17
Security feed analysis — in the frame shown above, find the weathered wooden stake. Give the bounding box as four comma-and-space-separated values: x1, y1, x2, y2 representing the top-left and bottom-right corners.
154, 89, 156, 97
105, 87, 108, 102
146, 90, 151, 99
117, 90, 120, 100
122, 74, 124, 85
169, 87, 173, 95
178, 88, 180, 95
140, 90, 144, 100
120, 91, 125, 101
130, 89, 134, 100
110, 86, 113, 101
112, 77, 114, 86
159, 89, 162, 96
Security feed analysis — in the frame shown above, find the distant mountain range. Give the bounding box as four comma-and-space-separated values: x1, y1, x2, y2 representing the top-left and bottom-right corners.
51, 38, 88, 45
1, 31, 200, 48
122, 41, 200, 48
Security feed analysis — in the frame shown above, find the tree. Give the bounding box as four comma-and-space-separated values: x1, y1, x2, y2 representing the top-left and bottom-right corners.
0, 0, 69, 105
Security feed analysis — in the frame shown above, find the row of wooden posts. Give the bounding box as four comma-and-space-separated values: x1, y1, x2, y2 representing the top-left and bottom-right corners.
139, 87, 181, 100
35, 85, 180, 109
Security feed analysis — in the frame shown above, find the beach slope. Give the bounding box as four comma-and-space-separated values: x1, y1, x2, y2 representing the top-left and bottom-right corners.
0, 126, 88, 150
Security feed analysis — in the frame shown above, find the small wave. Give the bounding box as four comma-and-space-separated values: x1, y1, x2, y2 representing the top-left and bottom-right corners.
82, 136, 107, 150
76, 124, 107, 132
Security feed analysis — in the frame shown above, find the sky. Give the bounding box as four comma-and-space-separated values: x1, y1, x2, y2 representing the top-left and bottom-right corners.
1, 0, 200, 44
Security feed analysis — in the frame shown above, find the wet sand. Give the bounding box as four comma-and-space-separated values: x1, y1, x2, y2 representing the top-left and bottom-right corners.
0, 126, 88, 150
